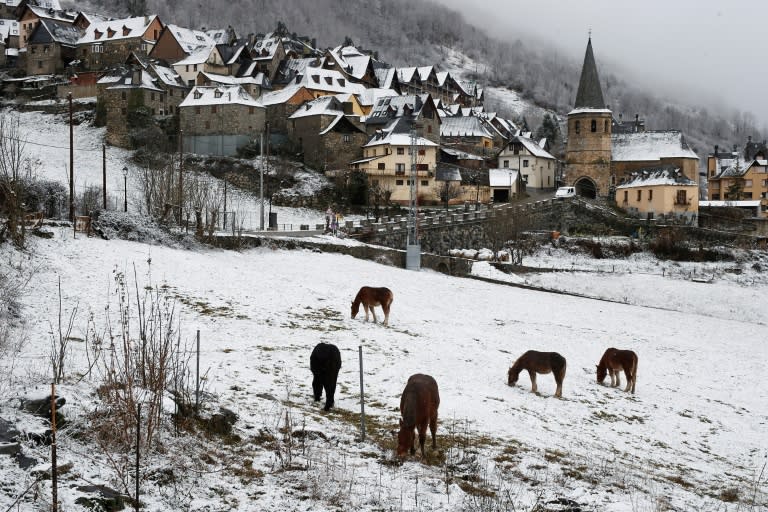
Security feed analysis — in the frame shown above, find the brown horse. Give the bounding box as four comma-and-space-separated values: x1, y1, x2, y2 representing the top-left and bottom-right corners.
351, 286, 393, 326
397, 374, 440, 458
596, 348, 638, 393
507, 350, 567, 398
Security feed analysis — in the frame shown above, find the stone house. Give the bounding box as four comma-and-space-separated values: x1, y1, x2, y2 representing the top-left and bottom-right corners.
497, 134, 557, 190
616, 166, 699, 222
244, 32, 286, 82
99, 68, 169, 148
259, 83, 316, 135
196, 71, 269, 100
326, 44, 380, 88
25, 17, 80, 75
17, 4, 75, 49
76, 15, 163, 71
365, 94, 441, 145
707, 153, 768, 216
179, 84, 265, 156
287, 95, 367, 172
172, 44, 227, 86
0, 19, 20, 49
440, 116, 494, 157
351, 119, 439, 205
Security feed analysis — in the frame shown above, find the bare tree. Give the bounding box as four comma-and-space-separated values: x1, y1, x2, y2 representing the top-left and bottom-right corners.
0, 113, 35, 247
437, 181, 462, 211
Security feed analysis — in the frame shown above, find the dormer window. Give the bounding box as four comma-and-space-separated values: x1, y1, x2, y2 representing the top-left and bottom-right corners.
339, 78, 345, 87
194, 91, 203, 99
312, 75, 319, 83
122, 25, 130, 36
107, 28, 115, 38
94, 29, 102, 39
214, 89, 223, 98
324, 77, 332, 85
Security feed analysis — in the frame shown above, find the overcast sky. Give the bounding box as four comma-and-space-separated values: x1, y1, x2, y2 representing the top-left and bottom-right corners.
433, 0, 768, 131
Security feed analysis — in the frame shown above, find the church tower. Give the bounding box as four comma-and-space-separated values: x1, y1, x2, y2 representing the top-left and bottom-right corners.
565, 37, 612, 198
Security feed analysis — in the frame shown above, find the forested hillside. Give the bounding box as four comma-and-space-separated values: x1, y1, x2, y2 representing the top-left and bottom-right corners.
74, 0, 763, 161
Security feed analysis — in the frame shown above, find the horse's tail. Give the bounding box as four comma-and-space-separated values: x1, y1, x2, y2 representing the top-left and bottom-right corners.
631, 352, 638, 392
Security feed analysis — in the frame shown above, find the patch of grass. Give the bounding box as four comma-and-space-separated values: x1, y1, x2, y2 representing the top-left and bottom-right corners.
665, 474, 693, 488
719, 487, 740, 502
456, 479, 495, 498
591, 410, 620, 422
544, 448, 567, 463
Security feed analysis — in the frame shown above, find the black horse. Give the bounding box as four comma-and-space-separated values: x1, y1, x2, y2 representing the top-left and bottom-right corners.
310, 343, 342, 411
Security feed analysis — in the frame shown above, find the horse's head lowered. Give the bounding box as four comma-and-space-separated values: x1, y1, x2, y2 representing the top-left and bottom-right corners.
350, 300, 360, 319
507, 365, 520, 386
596, 364, 607, 384
396, 418, 415, 458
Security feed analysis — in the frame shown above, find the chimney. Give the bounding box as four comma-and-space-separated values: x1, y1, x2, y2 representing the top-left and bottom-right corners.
714, 144, 718, 156
132, 69, 141, 85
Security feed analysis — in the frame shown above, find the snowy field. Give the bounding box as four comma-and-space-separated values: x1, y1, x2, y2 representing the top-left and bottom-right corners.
1, 228, 766, 511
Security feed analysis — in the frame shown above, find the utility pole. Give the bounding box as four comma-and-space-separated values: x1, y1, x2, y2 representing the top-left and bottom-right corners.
406, 121, 421, 270
102, 145, 107, 210
51, 384, 58, 512
259, 132, 264, 230
178, 129, 184, 224
68, 93, 74, 222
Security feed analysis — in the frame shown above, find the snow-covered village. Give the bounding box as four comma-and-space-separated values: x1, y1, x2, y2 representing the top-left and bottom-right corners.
0, 0, 767, 511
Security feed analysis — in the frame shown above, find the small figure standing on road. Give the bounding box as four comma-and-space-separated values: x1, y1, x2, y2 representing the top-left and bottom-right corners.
325, 206, 333, 233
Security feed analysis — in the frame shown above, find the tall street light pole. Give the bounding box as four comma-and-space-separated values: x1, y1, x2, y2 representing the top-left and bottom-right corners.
122, 166, 128, 212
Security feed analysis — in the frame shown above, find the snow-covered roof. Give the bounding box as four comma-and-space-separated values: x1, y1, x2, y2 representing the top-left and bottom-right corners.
165, 23, 214, 54
363, 131, 437, 148
568, 107, 612, 115
699, 200, 761, 207
102, 69, 161, 92
374, 67, 395, 89
296, 66, 366, 95
0, 19, 19, 39
251, 32, 280, 60
200, 71, 268, 87
511, 135, 556, 160
441, 147, 485, 160
259, 84, 308, 106
179, 84, 262, 107
616, 166, 696, 189
174, 44, 215, 66
30, 17, 81, 45
611, 131, 699, 162
355, 87, 398, 107
288, 96, 344, 119
488, 168, 520, 187
328, 45, 371, 80
77, 15, 158, 44
150, 63, 185, 88
368, 94, 431, 120
440, 116, 493, 138
26, 5, 74, 23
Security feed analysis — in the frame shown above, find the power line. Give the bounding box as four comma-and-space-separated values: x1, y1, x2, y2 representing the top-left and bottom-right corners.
0, 133, 104, 153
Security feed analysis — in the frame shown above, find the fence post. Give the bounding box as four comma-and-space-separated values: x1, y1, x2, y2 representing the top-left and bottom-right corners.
359, 345, 366, 441
135, 404, 140, 512
51, 383, 58, 512
195, 330, 200, 413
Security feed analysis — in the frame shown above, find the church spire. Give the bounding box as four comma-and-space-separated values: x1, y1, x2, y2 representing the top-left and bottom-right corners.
574, 37, 606, 109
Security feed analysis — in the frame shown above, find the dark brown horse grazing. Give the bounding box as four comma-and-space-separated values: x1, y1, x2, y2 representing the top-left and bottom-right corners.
351, 286, 393, 326
397, 374, 440, 458
596, 348, 638, 393
507, 350, 567, 398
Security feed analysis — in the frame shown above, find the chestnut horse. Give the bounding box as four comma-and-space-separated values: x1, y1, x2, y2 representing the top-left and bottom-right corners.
596, 348, 638, 393
351, 286, 393, 326
397, 374, 440, 458
507, 350, 567, 398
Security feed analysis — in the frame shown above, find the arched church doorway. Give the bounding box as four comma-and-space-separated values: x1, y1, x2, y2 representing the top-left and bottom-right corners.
574, 177, 597, 199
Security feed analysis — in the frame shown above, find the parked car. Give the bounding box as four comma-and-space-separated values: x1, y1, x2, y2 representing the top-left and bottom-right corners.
555, 186, 576, 199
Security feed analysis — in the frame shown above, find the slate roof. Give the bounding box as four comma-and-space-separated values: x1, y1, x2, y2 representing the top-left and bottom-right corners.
295, 65, 367, 95
29, 18, 81, 46
363, 125, 437, 148
100, 69, 162, 92
367, 94, 429, 122
328, 45, 371, 80
616, 165, 696, 188
26, 5, 75, 23
574, 37, 606, 109
200, 70, 269, 88
435, 165, 462, 181
508, 134, 556, 160
288, 95, 344, 119
440, 116, 493, 138
611, 131, 699, 162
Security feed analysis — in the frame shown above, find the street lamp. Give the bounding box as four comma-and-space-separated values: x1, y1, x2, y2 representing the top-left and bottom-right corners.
122, 166, 128, 212
508, 171, 513, 203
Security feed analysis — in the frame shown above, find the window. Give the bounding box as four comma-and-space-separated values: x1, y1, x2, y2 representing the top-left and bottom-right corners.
745, 179, 753, 187
37, 60, 42, 69
427, 125, 432, 133
676, 190, 687, 205
377, 163, 385, 170
249, 106, 254, 114
193, 64, 198, 71
418, 149, 425, 156
604, 120, 609, 132
421, 180, 428, 186
211, 105, 217, 113
195, 106, 201, 114
648, 190, 653, 201
636, 190, 642, 201
185, 65, 190, 72
92, 44, 103, 53
548, 161, 551, 169
121, 108, 127, 115
43, 45, 49, 54
150, 93, 155, 101
396, 179, 404, 186
343, 134, 350, 142
523, 160, 529, 168
397, 147, 404, 155
591, 119, 597, 132
121, 91, 126, 100
503, 160, 509, 168
574, 120, 580, 134
416, 163, 428, 170
623, 190, 628, 202
395, 163, 405, 174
